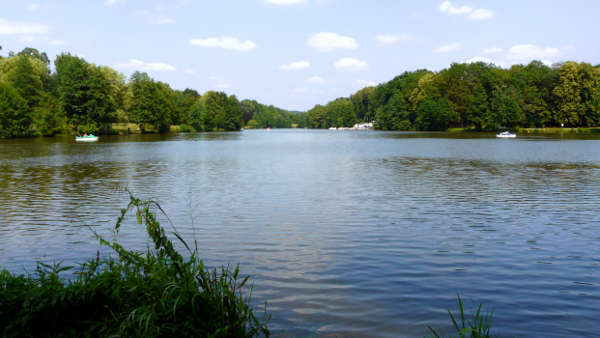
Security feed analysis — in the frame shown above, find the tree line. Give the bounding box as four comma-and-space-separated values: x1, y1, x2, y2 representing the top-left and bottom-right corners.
302, 60, 600, 131
0, 47, 300, 138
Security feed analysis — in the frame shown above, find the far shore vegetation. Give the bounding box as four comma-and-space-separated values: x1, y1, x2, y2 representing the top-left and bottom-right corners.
1, 45, 599, 139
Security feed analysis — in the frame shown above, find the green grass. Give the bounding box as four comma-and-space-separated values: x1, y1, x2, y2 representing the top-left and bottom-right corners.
111, 122, 141, 134
428, 295, 493, 338
520, 127, 600, 134
0, 193, 269, 337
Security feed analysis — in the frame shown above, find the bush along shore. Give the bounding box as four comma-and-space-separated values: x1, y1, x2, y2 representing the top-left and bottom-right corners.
0, 194, 270, 337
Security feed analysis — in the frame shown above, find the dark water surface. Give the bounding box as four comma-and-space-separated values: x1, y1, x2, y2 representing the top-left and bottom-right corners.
1, 130, 599, 337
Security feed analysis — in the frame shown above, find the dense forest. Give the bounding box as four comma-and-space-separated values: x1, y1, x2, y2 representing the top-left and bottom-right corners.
303, 60, 600, 131
0, 46, 300, 138
2, 45, 599, 138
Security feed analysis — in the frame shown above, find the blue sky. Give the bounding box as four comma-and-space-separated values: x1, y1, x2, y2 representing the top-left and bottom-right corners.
1, 0, 598, 111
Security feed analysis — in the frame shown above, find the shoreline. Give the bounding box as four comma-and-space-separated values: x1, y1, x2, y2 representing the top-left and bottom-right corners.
447, 127, 600, 134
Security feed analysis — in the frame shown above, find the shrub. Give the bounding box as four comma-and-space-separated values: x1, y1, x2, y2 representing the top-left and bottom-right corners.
0, 194, 269, 337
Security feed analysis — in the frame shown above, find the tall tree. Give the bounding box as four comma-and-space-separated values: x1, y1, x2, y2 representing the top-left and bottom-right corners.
54, 53, 115, 133
553, 62, 583, 126
128, 72, 171, 133
0, 82, 33, 138
7, 55, 43, 109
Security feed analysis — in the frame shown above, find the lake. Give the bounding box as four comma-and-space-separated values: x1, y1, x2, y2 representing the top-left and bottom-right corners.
1, 129, 599, 337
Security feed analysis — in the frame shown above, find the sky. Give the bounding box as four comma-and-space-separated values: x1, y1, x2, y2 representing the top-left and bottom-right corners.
0, 0, 598, 111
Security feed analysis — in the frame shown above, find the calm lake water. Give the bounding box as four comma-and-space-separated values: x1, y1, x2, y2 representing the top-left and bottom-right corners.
1, 129, 599, 337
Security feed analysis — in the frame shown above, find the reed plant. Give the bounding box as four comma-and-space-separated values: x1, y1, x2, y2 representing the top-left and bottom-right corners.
428, 295, 493, 338
0, 194, 269, 337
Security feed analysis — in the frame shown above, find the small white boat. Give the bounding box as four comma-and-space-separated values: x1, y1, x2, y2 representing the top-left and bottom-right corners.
75, 135, 99, 142
496, 131, 516, 138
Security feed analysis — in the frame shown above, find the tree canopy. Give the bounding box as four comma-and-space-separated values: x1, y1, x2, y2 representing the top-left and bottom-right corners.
1, 45, 599, 138
0, 46, 297, 138
301, 61, 600, 131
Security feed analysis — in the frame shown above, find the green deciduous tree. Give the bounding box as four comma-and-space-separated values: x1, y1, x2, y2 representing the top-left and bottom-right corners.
54, 53, 115, 133
553, 61, 583, 126
128, 72, 172, 133
0, 82, 33, 138
415, 97, 458, 131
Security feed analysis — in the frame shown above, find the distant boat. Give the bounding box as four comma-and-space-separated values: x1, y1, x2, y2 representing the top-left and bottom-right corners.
496, 131, 516, 138
75, 135, 99, 142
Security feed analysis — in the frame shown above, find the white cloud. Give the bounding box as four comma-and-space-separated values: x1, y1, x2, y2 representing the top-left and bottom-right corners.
189, 37, 256, 52
307, 32, 358, 52
265, 0, 307, 5
105, 0, 125, 6
357, 79, 376, 87
333, 58, 368, 72
376, 33, 422, 46
305, 76, 325, 84
157, 17, 175, 24
507, 44, 560, 61
208, 75, 218, 81
115, 59, 176, 72
215, 82, 230, 89
466, 56, 494, 64
434, 42, 461, 53
183, 69, 195, 75
468, 8, 493, 20
439, 1, 472, 14
280, 60, 310, 71
0, 18, 49, 35
439, 1, 493, 21
483, 47, 503, 54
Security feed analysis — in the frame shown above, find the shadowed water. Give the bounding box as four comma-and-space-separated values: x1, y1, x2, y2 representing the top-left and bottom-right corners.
1, 130, 599, 337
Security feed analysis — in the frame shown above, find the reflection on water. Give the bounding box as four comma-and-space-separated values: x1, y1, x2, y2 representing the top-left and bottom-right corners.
1, 130, 599, 337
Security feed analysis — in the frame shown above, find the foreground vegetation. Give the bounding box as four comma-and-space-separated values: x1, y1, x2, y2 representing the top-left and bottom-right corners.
429, 295, 493, 338
0, 194, 269, 337
0, 193, 498, 336
302, 60, 600, 131
0, 46, 301, 138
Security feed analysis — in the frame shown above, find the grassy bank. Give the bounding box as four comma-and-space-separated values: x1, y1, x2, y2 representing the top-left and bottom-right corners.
519, 127, 600, 134
447, 127, 600, 134
0, 194, 269, 337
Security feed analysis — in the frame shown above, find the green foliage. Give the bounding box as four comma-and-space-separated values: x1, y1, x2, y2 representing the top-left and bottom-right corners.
307, 104, 328, 128
0, 194, 269, 337
428, 295, 493, 338
174, 88, 201, 126
0, 82, 33, 138
246, 119, 259, 129
33, 93, 67, 136
199, 91, 243, 131
300, 60, 600, 131
7, 56, 43, 109
129, 71, 173, 133
415, 97, 458, 131
54, 53, 115, 134
350, 86, 375, 122
241, 99, 296, 129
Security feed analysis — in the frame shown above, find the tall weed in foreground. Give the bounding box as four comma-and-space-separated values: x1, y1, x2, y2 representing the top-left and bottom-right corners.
428, 295, 493, 338
0, 194, 269, 337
